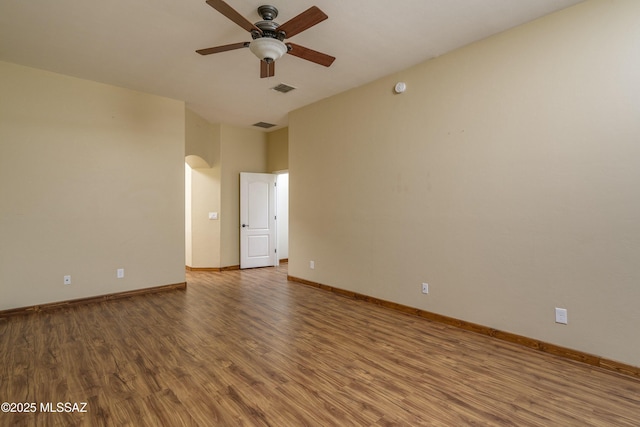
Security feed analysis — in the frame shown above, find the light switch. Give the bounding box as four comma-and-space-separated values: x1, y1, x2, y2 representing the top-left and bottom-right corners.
555, 307, 568, 324
208, 212, 218, 220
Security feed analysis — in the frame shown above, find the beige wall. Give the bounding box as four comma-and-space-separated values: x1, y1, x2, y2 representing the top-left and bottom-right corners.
185, 109, 221, 268
185, 108, 219, 169
220, 125, 268, 267
0, 61, 185, 310
289, 0, 640, 366
188, 166, 221, 268
267, 127, 289, 172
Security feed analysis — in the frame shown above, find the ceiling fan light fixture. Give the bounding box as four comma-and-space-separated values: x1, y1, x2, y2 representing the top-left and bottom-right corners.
249, 37, 287, 63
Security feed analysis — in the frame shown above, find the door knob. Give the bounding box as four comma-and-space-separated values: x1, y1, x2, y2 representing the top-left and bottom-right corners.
242, 224, 249, 228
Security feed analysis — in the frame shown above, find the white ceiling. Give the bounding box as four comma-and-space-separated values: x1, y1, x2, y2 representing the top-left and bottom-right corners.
0, 0, 584, 131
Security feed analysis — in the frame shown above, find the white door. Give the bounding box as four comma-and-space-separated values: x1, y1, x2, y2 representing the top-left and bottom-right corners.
240, 172, 277, 269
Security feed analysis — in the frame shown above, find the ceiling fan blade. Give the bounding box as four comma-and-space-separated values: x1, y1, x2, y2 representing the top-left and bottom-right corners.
286, 43, 335, 67
196, 42, 249, 55
205, 0, 262, 34
277, 6, 328, 39
260, 60, 275, 78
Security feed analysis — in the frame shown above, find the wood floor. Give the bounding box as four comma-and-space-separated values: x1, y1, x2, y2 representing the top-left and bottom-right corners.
1, 265, 639, 426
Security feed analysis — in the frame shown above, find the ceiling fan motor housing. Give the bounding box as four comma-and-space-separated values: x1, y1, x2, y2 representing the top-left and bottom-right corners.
252, 5, 286, 41
250, 5, 287, 62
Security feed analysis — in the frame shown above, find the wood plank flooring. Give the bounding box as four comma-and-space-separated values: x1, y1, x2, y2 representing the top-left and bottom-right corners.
1, 265, 639, 426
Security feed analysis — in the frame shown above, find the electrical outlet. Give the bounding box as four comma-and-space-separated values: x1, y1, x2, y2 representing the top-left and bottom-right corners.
422, 283, 429, 294
555, 307, 568, 324
309, 260, 315, 269
64, 275, 71, 285
117, 268, 125, 279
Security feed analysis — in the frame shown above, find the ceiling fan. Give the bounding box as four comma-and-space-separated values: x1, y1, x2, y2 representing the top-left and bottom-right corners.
196, 0, 335, 78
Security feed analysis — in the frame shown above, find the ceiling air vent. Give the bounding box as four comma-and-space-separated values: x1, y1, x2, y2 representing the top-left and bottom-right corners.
271, 83, 296, 94
253, 122, 277, 129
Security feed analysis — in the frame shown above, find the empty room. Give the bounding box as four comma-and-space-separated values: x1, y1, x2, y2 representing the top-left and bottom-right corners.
1, 0, 639, 425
